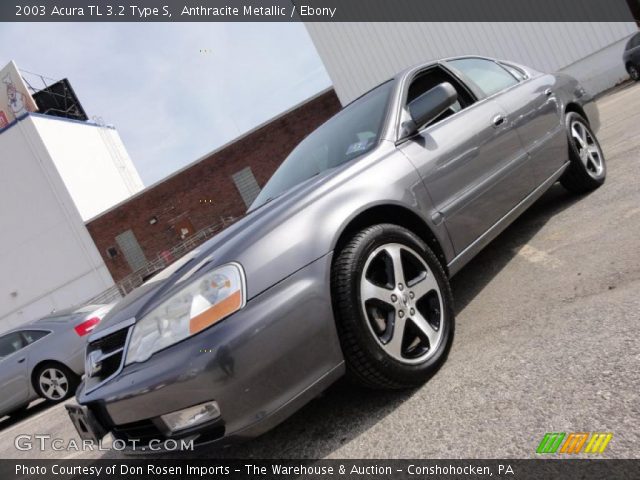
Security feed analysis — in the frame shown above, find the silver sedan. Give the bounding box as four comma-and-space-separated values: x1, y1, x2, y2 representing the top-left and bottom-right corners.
0, 303, 112, 417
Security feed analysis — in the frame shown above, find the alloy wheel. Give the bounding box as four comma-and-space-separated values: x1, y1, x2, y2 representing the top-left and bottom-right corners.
629, 64, 639, 81
39, 367, 69, 400
570, 119, 604, 179
359, 243, 444, 364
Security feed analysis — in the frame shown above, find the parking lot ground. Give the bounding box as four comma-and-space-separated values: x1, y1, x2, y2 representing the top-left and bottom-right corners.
2, 82, 639, 460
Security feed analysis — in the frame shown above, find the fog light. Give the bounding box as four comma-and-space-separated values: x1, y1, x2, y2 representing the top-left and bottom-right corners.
161, 401, 220, 432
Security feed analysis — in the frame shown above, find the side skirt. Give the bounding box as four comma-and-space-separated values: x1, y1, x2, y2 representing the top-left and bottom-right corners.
447, 162, 570, 276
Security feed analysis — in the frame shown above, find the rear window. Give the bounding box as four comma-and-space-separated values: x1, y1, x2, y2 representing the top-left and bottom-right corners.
75, 304, 102, 313
447, 58, 518, 97
37, 313, 84, 324
22, 330, 50, 344
499, 62, 527, 81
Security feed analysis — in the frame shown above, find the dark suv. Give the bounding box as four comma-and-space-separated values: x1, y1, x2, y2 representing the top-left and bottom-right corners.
624, 32, 640, 81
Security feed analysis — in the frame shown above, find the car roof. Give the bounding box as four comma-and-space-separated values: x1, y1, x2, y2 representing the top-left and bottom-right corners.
38, 303, 106, 318
0, 301, 115, 336
397, 55, 506, 79
0, 304, 110, 334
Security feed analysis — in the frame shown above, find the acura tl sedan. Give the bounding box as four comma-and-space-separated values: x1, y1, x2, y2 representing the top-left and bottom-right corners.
67, 56, 605, 448
0, 303, 112, 418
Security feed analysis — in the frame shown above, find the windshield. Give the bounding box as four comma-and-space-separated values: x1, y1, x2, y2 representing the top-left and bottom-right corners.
250, 81, 394, 210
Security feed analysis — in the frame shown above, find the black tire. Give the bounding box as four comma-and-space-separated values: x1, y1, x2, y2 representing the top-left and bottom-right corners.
627, 63, 640, 82
331, 224, 455, 389
560, 112, 606, 194
33, 362, 79, 403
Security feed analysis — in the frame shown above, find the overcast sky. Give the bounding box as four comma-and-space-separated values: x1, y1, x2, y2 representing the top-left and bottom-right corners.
0, 23, 332, 185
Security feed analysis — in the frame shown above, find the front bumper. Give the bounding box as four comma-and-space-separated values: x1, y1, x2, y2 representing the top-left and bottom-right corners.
75, 253, 345, 447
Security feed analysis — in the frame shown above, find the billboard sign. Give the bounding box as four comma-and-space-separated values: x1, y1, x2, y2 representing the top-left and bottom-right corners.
0, 60, 38, 129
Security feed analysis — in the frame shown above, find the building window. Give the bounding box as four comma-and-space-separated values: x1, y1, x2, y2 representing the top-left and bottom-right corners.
106, 246, 118, 259
232, 167, 261, 208
115, 230, 147, 272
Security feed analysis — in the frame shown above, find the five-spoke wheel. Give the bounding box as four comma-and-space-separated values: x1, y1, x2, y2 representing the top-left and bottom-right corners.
360, 243, 444, 364
560, 112, 606, 193
569, 118, 604, 180
332, 224, 454, 389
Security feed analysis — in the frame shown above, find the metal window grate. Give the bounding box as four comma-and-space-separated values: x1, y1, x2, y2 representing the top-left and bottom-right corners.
232, 167, 261, 208
115, 230, 147, 272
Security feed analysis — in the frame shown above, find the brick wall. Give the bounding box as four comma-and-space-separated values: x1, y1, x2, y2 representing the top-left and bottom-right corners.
86, 89, 342, 283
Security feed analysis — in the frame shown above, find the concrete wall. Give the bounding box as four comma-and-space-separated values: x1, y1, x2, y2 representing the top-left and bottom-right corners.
305, 22, 639, 104
31, 114, 144, 221
0, 115, 115, 330
561, 35, 634, 96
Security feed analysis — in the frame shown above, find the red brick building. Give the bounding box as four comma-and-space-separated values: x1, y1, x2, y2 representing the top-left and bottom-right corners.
86, 88, 341, 287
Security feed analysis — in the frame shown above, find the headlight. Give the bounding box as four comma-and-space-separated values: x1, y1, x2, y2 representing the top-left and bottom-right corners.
125, 263, 245, 365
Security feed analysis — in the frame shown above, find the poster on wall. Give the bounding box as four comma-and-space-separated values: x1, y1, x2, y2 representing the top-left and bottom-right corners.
0, 60, 38, 129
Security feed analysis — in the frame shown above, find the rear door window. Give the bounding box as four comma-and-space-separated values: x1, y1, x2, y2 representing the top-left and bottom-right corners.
447, 58, 519, 97
21, 330, 50, 344
0, 332, 27, 358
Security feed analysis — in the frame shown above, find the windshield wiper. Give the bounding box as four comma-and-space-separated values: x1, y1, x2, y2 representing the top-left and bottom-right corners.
246, 193, 280, 214
247, 171, 325, 214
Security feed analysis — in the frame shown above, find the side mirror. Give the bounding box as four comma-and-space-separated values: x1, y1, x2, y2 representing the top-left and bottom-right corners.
404, 82, 458, 137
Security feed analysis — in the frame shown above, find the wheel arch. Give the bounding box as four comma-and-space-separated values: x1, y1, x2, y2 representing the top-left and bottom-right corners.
332, 203, 449, 277
565, 102, 589, 124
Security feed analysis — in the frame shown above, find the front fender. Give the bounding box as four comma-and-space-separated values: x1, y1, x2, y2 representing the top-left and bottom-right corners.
554, 73, 600, 132
215, 142, 446, 300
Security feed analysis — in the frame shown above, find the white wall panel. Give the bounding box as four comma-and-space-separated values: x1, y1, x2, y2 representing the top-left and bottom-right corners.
32, 115, 144, 221
306, 22, 638, 104
0, 116, 115, 330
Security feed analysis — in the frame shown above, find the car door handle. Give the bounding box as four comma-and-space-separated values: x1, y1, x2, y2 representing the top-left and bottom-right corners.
544, 88, 553, 96
492, 114, 506, 128
17, 357, 25, 363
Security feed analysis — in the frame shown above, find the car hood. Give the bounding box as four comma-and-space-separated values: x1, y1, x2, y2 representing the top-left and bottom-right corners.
92, 167, 343, 334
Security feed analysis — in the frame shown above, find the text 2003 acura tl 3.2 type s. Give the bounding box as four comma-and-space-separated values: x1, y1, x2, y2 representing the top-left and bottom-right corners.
67, 56, 605, 448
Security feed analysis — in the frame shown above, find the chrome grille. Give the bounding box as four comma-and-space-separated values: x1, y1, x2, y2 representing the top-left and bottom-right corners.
84, 318, 135, 393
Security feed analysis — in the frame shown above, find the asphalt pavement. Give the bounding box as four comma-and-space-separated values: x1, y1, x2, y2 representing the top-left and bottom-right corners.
2, 82, 639, 460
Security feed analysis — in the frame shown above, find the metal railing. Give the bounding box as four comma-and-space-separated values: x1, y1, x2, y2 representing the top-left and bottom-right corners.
86, 285, 123, 305
89, 216, 239, 301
